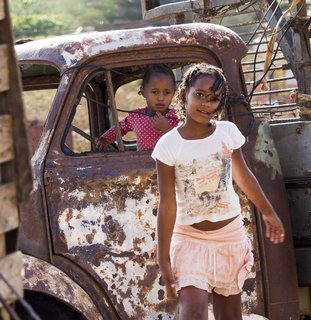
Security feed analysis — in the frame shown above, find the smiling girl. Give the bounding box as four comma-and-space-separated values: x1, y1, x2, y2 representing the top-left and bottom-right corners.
151, 63, 285, 320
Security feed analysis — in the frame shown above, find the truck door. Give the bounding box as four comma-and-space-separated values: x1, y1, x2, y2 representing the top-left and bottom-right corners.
42, 57, 204, 319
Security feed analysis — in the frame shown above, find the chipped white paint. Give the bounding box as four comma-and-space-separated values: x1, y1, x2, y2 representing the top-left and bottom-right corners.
58, 177, 65, 184
59, 205, 107, 247
254, 121, 282, 180
63, 73, 70, 85
31, 129, 50, 167
58, 185, 169, 318
30, 128, 52, 189
58, 183, 260, 319
75, 166, 94, 171
58, 192, 156, 250
68, 189, 87, 201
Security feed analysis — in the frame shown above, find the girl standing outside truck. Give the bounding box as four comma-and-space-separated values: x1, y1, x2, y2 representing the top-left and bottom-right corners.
151, 63, 285, 319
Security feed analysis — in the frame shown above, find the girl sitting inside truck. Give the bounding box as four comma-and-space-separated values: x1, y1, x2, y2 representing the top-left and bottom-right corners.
95, 64, 179, 151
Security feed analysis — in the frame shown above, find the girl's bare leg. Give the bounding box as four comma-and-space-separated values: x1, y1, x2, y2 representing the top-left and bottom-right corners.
212, 291, 242, 320
178, 286, 209, 320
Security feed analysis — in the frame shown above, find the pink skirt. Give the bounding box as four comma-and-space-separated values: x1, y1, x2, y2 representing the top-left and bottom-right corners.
170, 215, 254, 296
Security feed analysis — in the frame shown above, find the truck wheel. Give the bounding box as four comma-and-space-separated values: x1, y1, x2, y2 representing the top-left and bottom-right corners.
15, 290, 87, 320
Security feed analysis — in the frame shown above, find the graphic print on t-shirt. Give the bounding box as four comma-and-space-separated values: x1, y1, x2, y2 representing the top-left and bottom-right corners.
178, 142, 232, 217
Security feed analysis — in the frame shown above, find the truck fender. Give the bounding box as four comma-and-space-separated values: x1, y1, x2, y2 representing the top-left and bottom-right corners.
22, 254, 103, 320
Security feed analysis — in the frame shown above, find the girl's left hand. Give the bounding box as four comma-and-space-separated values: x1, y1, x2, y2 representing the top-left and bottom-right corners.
151, 112, 171, 133
262, 212, 285, 244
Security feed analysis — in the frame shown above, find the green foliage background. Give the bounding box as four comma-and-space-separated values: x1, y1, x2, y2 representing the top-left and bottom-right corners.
9, 0, 145, 40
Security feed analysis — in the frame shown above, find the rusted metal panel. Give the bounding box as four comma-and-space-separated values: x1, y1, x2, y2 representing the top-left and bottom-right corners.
26, 120, 45, 155
253, 122, 283, 180
286, 187, 311, 247
15, 23, 247, 74
270, 121, 311, 181
19, 187, 52, 261
236, 191, 265, 315
240, 119, 299, 320
40, 148, 265, 318
271, 121, 311, 296
295, 246, 311, 285
46, 155, 177, 319
23, 254, 103, 320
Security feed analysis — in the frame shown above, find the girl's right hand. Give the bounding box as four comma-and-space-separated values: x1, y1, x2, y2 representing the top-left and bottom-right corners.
159, 261, 178, 300
95, 137, 109, 151
152, 112, 171, 133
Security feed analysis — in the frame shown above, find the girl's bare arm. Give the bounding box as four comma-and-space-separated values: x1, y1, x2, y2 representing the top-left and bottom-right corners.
232, 148, 285, 244
155, 159, 178, 299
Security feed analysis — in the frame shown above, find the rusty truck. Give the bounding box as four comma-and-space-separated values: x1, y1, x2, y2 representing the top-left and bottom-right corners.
14, 1, 311, 318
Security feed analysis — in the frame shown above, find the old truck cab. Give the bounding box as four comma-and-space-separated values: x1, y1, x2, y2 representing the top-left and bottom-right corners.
15, 23, 299, 319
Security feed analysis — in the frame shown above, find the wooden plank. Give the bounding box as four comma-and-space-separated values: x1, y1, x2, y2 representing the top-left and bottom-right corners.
0, 0, 4, 21
0, 114, 14, 164
0, 309, 10, 320
0, 44, 9, 92
0, 234, 5, 259
0, 183, 19, 233
0, 251, 23, 306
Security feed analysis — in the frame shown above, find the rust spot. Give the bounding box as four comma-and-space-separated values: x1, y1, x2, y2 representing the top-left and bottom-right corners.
101, 216, 126, 246
59, 230, 66, 243
243, 217, 251, 227
133, 237, 143, 253
85, 229, 96, 244
137, 209, 143, 220
158, 289, 165, 301
65, 208, 73, 222
243, 278, 256, 295
151, 232, 156, 241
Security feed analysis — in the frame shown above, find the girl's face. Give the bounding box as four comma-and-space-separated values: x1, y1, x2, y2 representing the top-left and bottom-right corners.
141, 73, 175, 114
184, 75, 222, 125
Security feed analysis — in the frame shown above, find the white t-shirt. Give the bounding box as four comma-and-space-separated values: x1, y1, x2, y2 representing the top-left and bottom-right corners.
151, 121, 245, 225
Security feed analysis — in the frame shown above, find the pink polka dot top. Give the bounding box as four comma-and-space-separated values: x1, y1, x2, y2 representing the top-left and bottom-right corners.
101, 107, 179, 151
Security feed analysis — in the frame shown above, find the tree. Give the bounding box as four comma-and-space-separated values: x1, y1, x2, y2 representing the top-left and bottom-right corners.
9, 0, 145, 39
